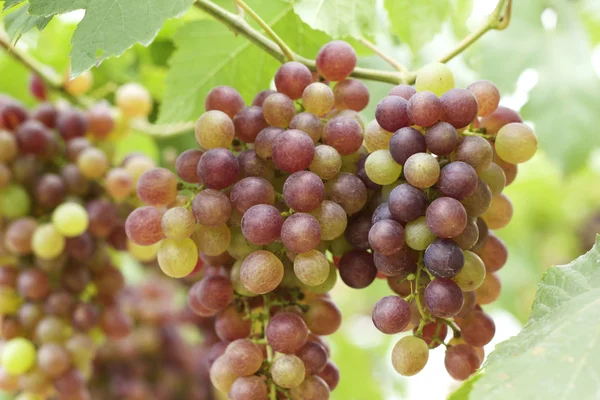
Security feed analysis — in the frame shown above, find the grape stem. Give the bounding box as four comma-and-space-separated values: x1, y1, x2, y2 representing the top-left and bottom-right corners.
437, 0, 512, 64
440, 318, 461, 338
358, 37, 407, 72
414, 253, 430, 335
234, 0, 296, 61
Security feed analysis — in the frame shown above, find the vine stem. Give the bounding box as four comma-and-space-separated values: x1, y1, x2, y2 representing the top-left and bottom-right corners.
437, 0, 512, 64
359, 37, 407, 72
414, 253, 430, 335
234, 0, 295, 61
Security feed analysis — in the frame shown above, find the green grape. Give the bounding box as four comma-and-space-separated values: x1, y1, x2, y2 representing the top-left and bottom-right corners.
32, 224, 65, 260
415, 63, 455, 96
391, 336, 429, 376
479, 163, 506, 195
309, 145, 342, 180
0, 287, 22, 314
228, 227, 261, 259
271, 354, 306, 389
310, 201, 347, 241
403, 153, 440, 189
77, 147, 108, 179
127, 240, 159, 262
157, 238, 198, 278
329, 235, 352, 257
452, 250, 486, 291
192, 223, 231, 256
306, 262, 337, 294
0, 184, 31, 218
52, 202, 89, 238
405, 216, 436, 250
161, 207, 196, 239
194, 110, 235, 150
302, 82, 334, 117
495, 122, 538, 164
1, 338, 36, 375
365, 150, 402, 185
364, 120, 394, 152
294, 250, 330, 287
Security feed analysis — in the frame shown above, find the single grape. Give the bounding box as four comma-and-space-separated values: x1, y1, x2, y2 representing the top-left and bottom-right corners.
17, 268, 50, 301
309, 145, 342, 180
296, 341, 328, 375
240, 250, 284, 294
333, 79, 369, 111
363, 120, 393, 153
425, 121, 459, 155
440, 88, 478, 128
210, 355, 239, 393
415, 63, 454, 96
325, 173, 367, 216
205, 85, 245, 118
480, 106, 522, 136
86, 103, 114, 138
37, 344, 70, 378
318, 361, 340, 391
290, 375, 331, 400
391, 336, 429, 376
282, 214, 322, 254
374, 246, 418, 276
115, 83, 152, 117
263, 93, 296, 128
4, 217, 37, 255
290, 112, 323, 144
161, 207, 195, 239
283, 171, 325, 213
1, 337, 36, 375
272, 129, 315, 173
193, 189, 232, 227
267, 312, 309, 354
389, 127, 427, 165
389, 84, 416, 99
0, 131, 18, 162
56, 108, 88, 141
64, 70, 93, 96
475, 272, 501, 304
195, 110, 235, 150
495, 122, 538, 164
157, 238, 198, 278
424, 238, 464, 278
388, 183, 427, 223
192, 223, 231, 256
302, 82, 334, 117
368, 219, 405, 255
31, 223, 65, 261
76, 147, 108, 179
31, 102, 58, 129
49, 202, 88, 239
407, 91, 442, 127
197, 148, 239, 189
461, 178, 493, 217
293, 249, 329, 287
233, 106, 268, 144
323, 116, 363, 156
444, 344, 481, 380
455, 136, 493, 174
225, 339, 264, 376
475, 233, 507, 272
452, 250, 486, 291
479, 162, 506, 195
310, 200, 347, 240
229, 375, 268, 400
403, 152, 440, 188
29, 74, 47, 100
372, 296, 410, 334
438, 161, 478, 200
424, 278, 464, 318
481, 193, 513, 229
0, 101, 28, 130
453, 217, 480, 250
216, 305, 253, 341
275, 62, 313, 100
15, 120, 50, 155
404, 216, 436, 250
254, 127, 284, 160
364, 149, 402, 185
175, 149, 203, 183
271, 354, 306, 389
253, 89, 277, 107
345, 212, 371, 250
196, 275, 234, 311
304, 298, 342, 335
375, 96, 410, 132
338, 250, 377, 288
467, 80, 500, 117
316, 40, 357, 82
241, 204, 284, 245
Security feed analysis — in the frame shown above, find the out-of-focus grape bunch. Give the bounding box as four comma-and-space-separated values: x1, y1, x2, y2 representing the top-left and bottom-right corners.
0, 71, 166, 400
125, 39, 537, 398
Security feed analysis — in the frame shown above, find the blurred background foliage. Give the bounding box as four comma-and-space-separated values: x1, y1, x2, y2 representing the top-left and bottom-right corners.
1, 0, 600, 399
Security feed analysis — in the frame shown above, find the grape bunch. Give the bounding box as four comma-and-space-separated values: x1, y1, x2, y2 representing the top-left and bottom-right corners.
125, 38, 537, 397
88, 278, 215, 400
0, 91, 155, 399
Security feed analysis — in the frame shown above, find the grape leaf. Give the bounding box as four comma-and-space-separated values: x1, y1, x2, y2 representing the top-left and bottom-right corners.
450, 0, 474, 38
468, 0, 600, 173
26, 0, 193, 77
4, 4, 52, 39
159, 0, 329, 123
384, 0, 450, 53
2, 0, 25, 11
452, 236, 600, 400
292, 0, 377, 39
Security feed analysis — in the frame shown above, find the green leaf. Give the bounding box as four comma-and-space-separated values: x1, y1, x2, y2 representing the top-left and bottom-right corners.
4, 4, 52, 38
384, 0, 450, 53
3, 0, 25, 11
579, 0, 600, 44
468, 0, 600, 173
27, 0, 193, 76
450, 0, 474, 38
292, 0, 377, 39
452, 236, 600, 400
159, 0, 329, 123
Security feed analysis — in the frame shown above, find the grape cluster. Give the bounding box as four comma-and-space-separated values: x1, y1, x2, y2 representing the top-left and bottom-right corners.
0, 90, 154, 399
125, 38, 537, 397
88, 278, 214, 400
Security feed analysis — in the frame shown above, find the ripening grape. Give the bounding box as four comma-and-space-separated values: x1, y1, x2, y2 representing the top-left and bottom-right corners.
281, 213, 321, 254
316, 40, 357, 82
425, 121, 459, 156
192, 223, 231, 256
229, 375, 268, 400
105, 167, 133, 200
197, 148, 239, 190
304, 298, 342, 336
193, 189, 232, 227
310, 200, 347, 240
368, 219, 405, 256
481, 193, 513, 229
263, 93, 296, 128
210, 355, 239, 393
128, 240, 159, 262
388, 183, 428, 223
324, 173, 367, 216
389, 84, 416, 100
481, 105, 522, 136
0, 131, 18, 162
309, 145, 342, 180
275, 62, 313, 100
296, 341, 328, 375
440, 88, 478, 128
475, 232, 507, 272
240, 250, 284, 294
161, 207, 195, 239
175, 149, 203, 183
303, 82, 334, 117
293, 250, 329, 286
0, 287, 21, 315
64, 70, 93, 96
453, 218, 480, 250
424, 278, 464, 318
364, 150, 402, 185
444, 344, 481, 380
415, 63, 455, 96
194, 110, 235, 150
290, 375, 331, 400
52, 202, 89, 238
205, 85, 245, 118
37, 344, 70, 378
338, 250, 377, 288
495, 122, 538, 164
234, 106, 268, 144
32, 224, 65, 260
452, 250, 486, 291
157, 238, 198, 278
475, 272, 501, 304
86, 103, 115, 138
424, 238, 464, 278
1, 337, 36, 375
437, 161, 478, 200
124, 154, 156, 184
372, 296, 410, 334
375, 96, 410, 132
115, 83, 152, 118
403, 152, 440, 188
455, 136, 493, 174
391, 336, 429, 376
461, 178, 493, 217
254, 127, 283, 161
271, 354, 306, 389
405, 217, 436, 251
479, 163, 506, 196
333, 79, 370, 111
289, 112, 323, 144
272, 129, 315, 173
323, 117, 363, 156
266, 312, 308, 354
389, 127, 427, 165
407, 91, 442, 127
77, 147, 108, 179
364, 120, 393, 152
467, 80, 500, 116
224, 339, 264, 377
